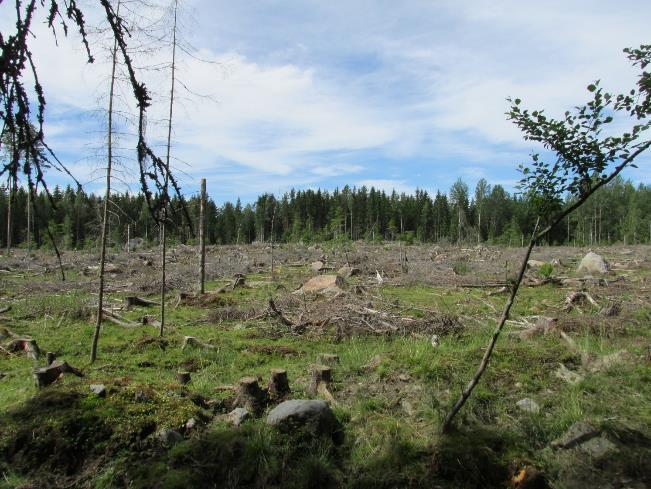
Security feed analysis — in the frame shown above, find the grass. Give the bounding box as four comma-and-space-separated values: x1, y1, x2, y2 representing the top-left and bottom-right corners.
0, 248, 650, 488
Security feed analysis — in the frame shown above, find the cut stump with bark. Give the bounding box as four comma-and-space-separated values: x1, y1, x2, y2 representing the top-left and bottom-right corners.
176, 371, 191, 385
34, 361, 84, 388
233, 376, 267, 414
268, 368, 290, 399
308, 365, 335, 402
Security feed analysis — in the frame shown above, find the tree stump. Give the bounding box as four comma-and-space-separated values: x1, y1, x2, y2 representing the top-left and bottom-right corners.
268, 368, 290, 399
45, 352, 56, 365
233, 376, 267, 414
33, 361, 84, 388
308, 365, 334, 402
176, 371, 191, 385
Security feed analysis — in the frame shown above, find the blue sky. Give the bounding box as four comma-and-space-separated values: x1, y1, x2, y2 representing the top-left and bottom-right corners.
2, 0, 650, 203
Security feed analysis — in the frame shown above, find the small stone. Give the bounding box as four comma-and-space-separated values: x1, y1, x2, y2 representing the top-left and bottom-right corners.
337, 265, 359, 278
578, 435, 617, 458
555, 364, 584, 385
551, 421, 600, 449
157, 428, 182, 446
310, 261, 325, 272
398, 373, 410, 382
516, 398, 540, 414
185, 418, 198, 430
430, 334, 440, 348
89, 384, 106, 398
527, 260, 547, 269
400, 399, 415, 416
363, 354, 382, 371
227, 407, 250, 427
319, 353, 340, 365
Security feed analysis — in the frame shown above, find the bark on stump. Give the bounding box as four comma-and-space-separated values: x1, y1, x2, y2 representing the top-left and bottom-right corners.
45, 352, 56, 365
33, 361, 84, 388
308, 365, 334, 402
268, 368, 290, 399
233, 376, 267, 414
176, 371, 191, 385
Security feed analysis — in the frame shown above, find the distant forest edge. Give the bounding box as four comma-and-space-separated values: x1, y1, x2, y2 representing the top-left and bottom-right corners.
1, 177, 650, 249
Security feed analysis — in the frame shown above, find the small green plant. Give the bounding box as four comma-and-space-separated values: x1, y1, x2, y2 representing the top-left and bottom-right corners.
453, 260, 470, 275
538, 262, 554, 279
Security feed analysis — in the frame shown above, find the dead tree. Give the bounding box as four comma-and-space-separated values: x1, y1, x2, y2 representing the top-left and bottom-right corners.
199, 178, 206, 294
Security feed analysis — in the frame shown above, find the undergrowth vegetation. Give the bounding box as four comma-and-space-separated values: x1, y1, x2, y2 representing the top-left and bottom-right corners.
0, 244, 649, 488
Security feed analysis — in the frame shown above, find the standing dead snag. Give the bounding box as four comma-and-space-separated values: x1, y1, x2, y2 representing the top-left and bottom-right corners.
199, 178, 207, 294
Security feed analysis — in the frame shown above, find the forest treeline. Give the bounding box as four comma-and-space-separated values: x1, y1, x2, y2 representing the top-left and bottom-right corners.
1, 177, 650, 250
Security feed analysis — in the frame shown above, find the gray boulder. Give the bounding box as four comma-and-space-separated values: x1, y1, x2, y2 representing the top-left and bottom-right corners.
266, 400, 342, 441
577, 251, 608, 275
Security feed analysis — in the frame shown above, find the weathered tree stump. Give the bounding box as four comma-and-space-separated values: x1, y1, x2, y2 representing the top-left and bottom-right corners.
33, 361, 84, 388
142, 314, 161, 328
176, 371, 191, 385
308, 365, 334, 402
6, 338, 40, 360
268, 368, 290, 399
233, 376, 267, 413
45, 352, 56, 365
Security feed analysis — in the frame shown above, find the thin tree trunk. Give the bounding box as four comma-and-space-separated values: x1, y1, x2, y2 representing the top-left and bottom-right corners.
270, 203, 276, 280
199, 178, 206, 293
6, 177, 12, 252
442, 219, 539, 432
91, 1, 120, 363
26, 187, 31, 253
160, 215, 166, 337
160, 0, 179, 336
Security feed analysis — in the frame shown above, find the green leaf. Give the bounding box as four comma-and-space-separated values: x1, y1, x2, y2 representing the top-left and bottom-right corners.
587, 84, 597, 92
514, 98, 521, 105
